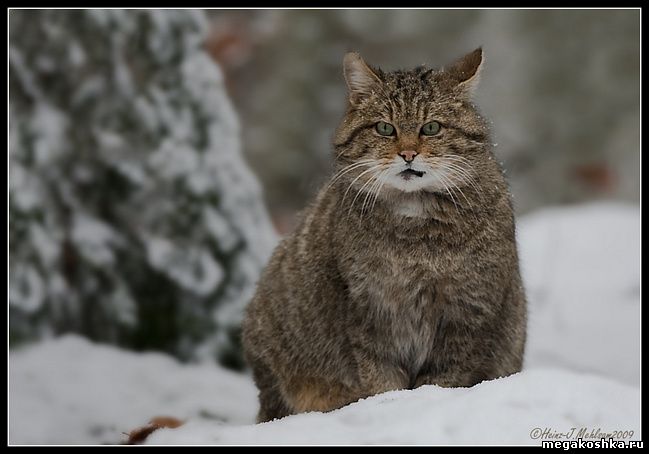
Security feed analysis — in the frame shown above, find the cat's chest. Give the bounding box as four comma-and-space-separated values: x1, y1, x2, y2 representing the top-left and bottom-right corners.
342, 235, 457, 377
376, 290, 443, 380
343, 235, 451, 299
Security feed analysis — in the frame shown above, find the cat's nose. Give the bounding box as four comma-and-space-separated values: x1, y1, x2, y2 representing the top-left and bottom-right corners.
398, 150, 418, 163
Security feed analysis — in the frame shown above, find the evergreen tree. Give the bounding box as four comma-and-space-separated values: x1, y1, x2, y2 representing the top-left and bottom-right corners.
9, 10, 276, 368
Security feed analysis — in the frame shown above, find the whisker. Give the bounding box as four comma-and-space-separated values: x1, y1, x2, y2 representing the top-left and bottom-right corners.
327, 160, 376, 190
436, 156, 475, 179
439, 161, 485, 203
436, 164, 481, 224
437, 164, 473, 209
360, 175, 380, 215
342, 164, 385, 208
433, 156, 484, 203
369, 169, 390, 215
341, 164, 385, 205
360, 169, 388, 222
350, 169, 382, 216
434, 170, 460, 214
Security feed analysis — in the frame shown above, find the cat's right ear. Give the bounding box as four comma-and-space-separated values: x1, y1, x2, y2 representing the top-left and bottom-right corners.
343, 52, 382, 105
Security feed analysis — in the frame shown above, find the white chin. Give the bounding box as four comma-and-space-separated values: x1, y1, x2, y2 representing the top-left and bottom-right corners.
387, 174, 438, 193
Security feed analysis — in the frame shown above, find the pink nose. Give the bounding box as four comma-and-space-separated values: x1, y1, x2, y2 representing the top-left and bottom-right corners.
399, 150, 418, 162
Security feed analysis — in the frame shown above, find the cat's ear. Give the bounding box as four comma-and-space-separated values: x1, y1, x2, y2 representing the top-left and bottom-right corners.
446, 47, 484, 97
343, 52, 382, 105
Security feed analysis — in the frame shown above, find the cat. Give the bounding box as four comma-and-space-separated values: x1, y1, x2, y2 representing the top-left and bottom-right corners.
242, 48, 527, 423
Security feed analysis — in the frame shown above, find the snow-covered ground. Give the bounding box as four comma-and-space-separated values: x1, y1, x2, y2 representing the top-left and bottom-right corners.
147, 369, 639, 445
8, 202, 641, 445
8, 336, 258, 445
519, 203, 640, 386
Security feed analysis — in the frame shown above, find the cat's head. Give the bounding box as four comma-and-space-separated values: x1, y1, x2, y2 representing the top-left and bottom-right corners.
334, 48, 491, 200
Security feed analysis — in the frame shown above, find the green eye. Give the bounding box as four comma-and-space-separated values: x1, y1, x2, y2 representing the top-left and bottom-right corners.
421, 121, 441, 136
375, 121, 395, 136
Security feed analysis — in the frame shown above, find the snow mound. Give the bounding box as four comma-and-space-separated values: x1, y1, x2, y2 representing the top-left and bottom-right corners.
519, 203, 640, 385
147, 369, 639, 445
8, 335, 257, 445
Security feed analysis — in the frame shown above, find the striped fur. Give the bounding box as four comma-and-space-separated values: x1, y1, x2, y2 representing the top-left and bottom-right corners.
242, 49, 527, 423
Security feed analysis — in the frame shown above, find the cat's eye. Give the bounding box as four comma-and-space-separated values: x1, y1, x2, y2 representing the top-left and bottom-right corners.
421, 121, 441, 136
375, 121, 395, 136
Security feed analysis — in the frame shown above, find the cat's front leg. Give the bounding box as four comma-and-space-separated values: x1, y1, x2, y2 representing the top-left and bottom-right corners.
283, 376, 361, 413
355, 352, 410, 396
283, 356, 409, 414
412, 338, 499, 389
413, 370, 489, 389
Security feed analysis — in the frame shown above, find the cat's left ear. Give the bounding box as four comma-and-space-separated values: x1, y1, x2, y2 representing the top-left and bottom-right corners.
447, 47, 484, 98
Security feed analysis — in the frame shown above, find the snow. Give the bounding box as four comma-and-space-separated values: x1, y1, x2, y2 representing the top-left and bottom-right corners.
30, 103, 68, 165
8, 265, 44, 314
518, 203, 640, 386
144, 235, 225, 297
146, 369, 639, 445
9, 336, 258, 445
71, 214, 123, 267
8, 202, 640, 445
8, 46, 42, 99
203, 207, 239, 253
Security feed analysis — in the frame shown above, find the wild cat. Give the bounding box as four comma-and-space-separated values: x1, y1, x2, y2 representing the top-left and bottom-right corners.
242, 48, 527, 423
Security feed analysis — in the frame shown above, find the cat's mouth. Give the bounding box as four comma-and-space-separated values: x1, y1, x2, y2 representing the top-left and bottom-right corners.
399, 168, 425, 180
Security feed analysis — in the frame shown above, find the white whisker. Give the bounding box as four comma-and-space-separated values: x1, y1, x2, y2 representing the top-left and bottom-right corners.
350, 169, 382, 216
369, 169, 390, 215
327, 160, 376, 191
436, 164, 482, 224
437, 164, 473, 209
440, 160, 484, 203
341, 164, 385, 206
434, 170, 460, 214
360, 169, 388, 222
431, 156, 484, 203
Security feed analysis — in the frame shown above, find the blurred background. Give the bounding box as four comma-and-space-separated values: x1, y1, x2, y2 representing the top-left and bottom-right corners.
8, 9, 640, 444
207, 9, 640, 231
